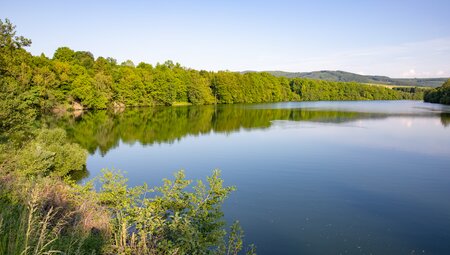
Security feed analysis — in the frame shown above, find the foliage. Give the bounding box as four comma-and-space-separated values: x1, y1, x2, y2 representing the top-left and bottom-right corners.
0, 18, 31, 50
265, 70, 447, 87
424, 79, 450, 105
0, 19, 37, 145
89, 169, 250, 254
15, 128, 87, 178
289, 78, 422, 101
1, 126, 87, 180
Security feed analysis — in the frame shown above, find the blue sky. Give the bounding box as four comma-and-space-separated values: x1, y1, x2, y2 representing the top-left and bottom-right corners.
2, 0, 449, 77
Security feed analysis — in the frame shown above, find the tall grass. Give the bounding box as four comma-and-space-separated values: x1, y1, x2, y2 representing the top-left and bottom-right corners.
0, 183, 103, 255
0, 190, 63, 255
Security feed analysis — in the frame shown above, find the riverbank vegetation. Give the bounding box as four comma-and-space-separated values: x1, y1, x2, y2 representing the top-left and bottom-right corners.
424, 79, 450, 105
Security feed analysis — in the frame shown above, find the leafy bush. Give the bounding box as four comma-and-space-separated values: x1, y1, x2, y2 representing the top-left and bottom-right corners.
16, 128, 87, 178
424, 79, 450, 105
92, 169, 253, 254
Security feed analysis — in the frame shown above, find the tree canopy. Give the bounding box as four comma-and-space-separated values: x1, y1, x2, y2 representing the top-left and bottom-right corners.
0, 18, 423, 115
424, 79, 450, 105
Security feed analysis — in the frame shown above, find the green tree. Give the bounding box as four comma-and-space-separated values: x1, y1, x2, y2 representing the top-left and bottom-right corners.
53, 46, 75, 62
15, 128, 87, 177
74, 51, 95, 69
0, 18, 36, 143
424, 79, 450, 105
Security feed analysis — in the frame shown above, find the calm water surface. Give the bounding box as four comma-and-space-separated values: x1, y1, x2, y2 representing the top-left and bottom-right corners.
57, 101, 450, 254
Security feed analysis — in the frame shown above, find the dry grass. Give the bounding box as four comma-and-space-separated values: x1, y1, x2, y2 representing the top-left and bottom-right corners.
0, 188, 66, 255
0, 172, 110, 254
35, 178, 110, 234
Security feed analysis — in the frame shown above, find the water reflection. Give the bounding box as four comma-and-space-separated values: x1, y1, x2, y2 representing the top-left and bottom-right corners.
43, 102, 447, 155
441, 113, 450, 127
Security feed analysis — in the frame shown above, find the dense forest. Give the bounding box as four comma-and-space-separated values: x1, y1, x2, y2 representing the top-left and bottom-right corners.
3, 46, 424, 112
424, 79, 450, 105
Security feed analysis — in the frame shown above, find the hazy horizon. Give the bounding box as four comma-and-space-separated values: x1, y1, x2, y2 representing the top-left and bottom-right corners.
2, 0, 449, 78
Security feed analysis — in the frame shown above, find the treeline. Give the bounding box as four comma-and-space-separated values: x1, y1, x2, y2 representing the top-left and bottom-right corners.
289, 79, 422, 101
393, 86, 430, 94
424, 79, 450, 105
1, 22, 422, 113
11, 51, 423, 110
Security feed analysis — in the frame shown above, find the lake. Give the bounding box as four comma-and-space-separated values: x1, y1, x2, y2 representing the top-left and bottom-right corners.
52, 100, 450, 254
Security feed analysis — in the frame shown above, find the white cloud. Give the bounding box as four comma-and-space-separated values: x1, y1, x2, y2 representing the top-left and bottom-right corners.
402, 69, 416, 77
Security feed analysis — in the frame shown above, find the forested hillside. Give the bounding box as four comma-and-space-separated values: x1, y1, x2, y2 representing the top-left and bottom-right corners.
252, 70, 447, 87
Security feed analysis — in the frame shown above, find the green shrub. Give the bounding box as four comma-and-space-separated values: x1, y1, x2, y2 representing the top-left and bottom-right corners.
16, 128, 87, 178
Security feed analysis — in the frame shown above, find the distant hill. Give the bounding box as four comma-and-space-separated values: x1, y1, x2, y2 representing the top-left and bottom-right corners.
243, 70, 447, 87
